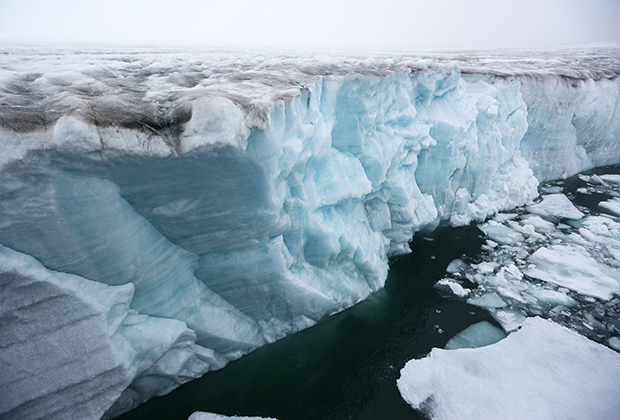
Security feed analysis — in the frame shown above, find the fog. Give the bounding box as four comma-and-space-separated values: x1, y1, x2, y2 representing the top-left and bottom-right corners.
0, 0, 619, 50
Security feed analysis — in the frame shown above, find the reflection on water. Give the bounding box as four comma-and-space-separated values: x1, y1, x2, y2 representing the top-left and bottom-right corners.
118, 223, 498, 420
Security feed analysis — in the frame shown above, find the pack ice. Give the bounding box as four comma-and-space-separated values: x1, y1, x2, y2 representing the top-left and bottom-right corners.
397, 317, 620, 420
1, 46, 619, 418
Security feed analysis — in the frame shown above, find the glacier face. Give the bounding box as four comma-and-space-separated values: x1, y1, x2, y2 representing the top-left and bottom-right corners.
1, 47, 619, 418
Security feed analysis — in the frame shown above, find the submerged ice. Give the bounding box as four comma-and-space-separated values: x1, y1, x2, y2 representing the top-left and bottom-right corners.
1, 47, 620, 418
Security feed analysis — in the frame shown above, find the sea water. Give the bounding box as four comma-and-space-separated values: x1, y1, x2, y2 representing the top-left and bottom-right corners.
117, 165, 620, 420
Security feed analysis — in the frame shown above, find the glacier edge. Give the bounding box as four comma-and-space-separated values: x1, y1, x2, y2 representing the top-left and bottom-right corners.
1, 55, 620, 418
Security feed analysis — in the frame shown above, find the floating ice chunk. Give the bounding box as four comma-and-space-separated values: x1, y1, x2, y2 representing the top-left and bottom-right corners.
435, 279, 470, 297
579, 174, 605, 185
599, 174, 620, 185
501, 264, 523, 280
189, 413, 278, 420
520, 215, 556, 233
493, 213, 518, 222
610, 337, 620, 352
472, 261, 497, 275
490, 308, 526, 332
517, 223, 536, 237
526, 287, 577, 307
577, 215, 620, 237
467, 292, 507, 308
527, 194, 584, 220
479, 221, 524, 244
539, 185, 564, 194
444, 321, 506, 350
445, 258, 469, 275
397, 317, 620, 420
524, 245, 620, 300
599, 197, 620, 216
480, 239, 498, 251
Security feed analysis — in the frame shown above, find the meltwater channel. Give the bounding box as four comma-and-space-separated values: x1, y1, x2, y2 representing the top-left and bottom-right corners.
118, 165, 620, 420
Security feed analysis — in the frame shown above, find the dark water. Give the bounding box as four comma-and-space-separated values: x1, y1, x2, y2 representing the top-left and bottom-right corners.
118, 224, 499, 420
118, 165, 620, 420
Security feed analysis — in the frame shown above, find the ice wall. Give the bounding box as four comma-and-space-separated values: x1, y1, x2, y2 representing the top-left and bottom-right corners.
1, 49, 619, 418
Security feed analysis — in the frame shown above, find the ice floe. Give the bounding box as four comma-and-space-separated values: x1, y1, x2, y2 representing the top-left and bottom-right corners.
437, 172, 620, 344
398, 317, 620, 420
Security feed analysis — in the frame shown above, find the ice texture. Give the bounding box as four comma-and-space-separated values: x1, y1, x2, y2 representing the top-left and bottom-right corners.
599, 197, 620, 216
0, 245, 223, 420
524, 245, 620, 300
398, 317, 620, 420
1, 47, 620, 417
440, 173, 620, 342
444, 321, 506, 350
526, 193, 584, 220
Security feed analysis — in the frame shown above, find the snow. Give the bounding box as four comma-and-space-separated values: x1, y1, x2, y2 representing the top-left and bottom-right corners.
599, 197, 620, 216
524, 245, 620, 300
478, 221, 524, 245
600, 174, 620, 185
435, 279, 470, 297
520, 215, 555, 233
1, 46, 620, 416
467, 292, 507, 309
398, 317, 620, 420
526, 194, 584, 220
489, 308, 526, 332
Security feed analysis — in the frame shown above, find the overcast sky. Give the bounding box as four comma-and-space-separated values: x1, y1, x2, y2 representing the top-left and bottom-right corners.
0, 0, 619, 51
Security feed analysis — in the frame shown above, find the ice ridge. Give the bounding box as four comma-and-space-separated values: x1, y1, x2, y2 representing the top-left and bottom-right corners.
1, 48, 620, 418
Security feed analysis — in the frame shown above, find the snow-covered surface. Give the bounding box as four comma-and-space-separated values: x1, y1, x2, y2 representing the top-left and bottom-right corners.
1, 46, 620, 417
599, 197, 620, 216
397, 317, 620, 420
526, 194, 584, 220
525, 245, 620, 300
188, 413, 277, 420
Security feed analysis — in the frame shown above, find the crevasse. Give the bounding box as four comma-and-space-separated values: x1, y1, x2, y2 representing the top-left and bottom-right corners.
1, 61, 619, 419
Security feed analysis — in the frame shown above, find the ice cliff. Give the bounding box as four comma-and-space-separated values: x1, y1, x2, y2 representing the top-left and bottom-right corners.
1, 47, 619, 419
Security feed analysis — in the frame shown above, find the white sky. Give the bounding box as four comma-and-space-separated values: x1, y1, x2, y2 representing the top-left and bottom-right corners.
0, 0, 619, 51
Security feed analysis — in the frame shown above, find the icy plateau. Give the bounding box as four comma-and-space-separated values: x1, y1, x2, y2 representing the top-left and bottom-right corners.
0, 47, 619, 419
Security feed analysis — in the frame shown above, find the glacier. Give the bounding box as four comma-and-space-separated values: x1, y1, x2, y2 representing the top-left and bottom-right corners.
0, 46, 619, 419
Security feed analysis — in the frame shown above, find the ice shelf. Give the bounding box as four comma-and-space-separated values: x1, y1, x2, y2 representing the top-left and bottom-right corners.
1, 47, 619, 418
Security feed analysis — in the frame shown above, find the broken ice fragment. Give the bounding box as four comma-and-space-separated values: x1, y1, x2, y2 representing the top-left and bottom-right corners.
467, 292, 507, 308
397, 317, 620, 420
599, 197, 620, 216
524, 245, 620, 300
479, 221, 524, 245
435, 279, 470, 297
527, 194, 584, 220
